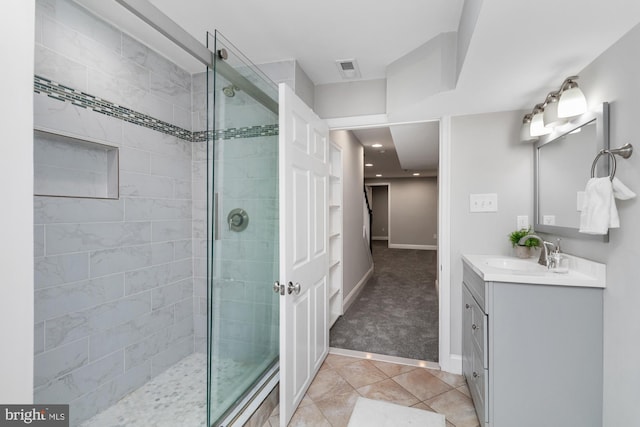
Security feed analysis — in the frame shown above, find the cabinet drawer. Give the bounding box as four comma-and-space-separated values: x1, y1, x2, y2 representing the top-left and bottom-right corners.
464, 284, 487, 367
463, 264, 485, 311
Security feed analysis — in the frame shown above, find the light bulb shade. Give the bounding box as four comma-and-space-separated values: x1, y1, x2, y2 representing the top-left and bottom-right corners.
542, 100, 567, 128
520, 121, 538, 142
558, 86, 587, 118
530, 112, 552, 136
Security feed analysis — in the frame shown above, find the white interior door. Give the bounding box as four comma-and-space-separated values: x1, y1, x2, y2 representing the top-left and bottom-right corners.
278, 83, 330, 426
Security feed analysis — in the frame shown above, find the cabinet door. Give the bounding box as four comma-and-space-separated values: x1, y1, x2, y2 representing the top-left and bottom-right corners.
462, 285, 474, 382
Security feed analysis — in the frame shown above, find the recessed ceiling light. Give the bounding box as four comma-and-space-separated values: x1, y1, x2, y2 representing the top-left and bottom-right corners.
372, 144, 382, 148
365, 163, 373, 167
375, 174, 382, 177
413, 173, 420, 176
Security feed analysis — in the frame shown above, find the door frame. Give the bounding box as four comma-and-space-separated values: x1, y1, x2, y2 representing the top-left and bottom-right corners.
327, 114, 459, 374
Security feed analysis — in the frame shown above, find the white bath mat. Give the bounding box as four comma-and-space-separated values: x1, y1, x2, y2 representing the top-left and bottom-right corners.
347, 397, 446, 427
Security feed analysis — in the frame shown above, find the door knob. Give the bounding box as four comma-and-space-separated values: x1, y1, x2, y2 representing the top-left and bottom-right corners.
287, 281, 301, 295
273, 281, 283, 295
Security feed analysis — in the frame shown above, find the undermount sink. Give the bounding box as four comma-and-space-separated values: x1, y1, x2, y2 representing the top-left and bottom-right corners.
484, 257, 546, 272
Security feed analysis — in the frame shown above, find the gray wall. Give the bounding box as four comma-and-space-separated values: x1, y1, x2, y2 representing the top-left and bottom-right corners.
330, 130, 374, 298
371, 185, 389, 239
315, 79, 387, 119
542, 22, 640, 427
367, 178, 439, 247
449, 110, 533, 357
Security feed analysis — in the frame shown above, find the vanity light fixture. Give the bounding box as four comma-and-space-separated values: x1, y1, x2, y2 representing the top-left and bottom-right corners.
365, 163, 373, 167
372, 143, 382, 148
530, 104, 552, 137
557, 77, 587, 118
542, 92, 567, 128
520, 114, 538, 142
520, 75, 588, 142
413, 173, 420, 176
375, 174, 382, 177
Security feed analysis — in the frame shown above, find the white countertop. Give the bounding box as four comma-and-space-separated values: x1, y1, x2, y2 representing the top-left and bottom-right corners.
462, 253, 606, 288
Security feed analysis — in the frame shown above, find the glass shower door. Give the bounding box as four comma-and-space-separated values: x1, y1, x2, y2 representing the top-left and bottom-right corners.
206, 31, 280, 426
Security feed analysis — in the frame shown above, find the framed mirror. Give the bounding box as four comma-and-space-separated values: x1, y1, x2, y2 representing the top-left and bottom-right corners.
534, 102, 610, 241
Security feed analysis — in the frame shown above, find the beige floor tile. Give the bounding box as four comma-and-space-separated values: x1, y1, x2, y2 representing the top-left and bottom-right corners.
393, 368, 453, 401
324, 353, 362, 370
356, 378, 420, 407
428, 369, 467, 388
411, 402, 437, 412
336, 359, 388, 388
268, 414, 278, 426
426, 389, 479, 427
446, 421, 456, 427
287, 403, 332, 427
370, 360, 417, 377
457, 384, 471, 398
314, 390, 361, 427
306, 368, 355, 402
300, 394, 314, 407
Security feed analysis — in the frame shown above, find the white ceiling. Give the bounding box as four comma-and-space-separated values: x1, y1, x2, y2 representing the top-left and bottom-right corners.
76, 0, 640, 176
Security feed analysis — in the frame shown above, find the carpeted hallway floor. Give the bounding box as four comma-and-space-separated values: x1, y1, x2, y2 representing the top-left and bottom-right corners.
330, 240, 439, 362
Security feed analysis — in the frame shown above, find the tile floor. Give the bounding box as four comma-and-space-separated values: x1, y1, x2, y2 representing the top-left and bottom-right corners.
264, 353, 480, 427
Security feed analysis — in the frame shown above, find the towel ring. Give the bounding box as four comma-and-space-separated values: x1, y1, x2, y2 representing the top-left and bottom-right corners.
591, 150, 616, 181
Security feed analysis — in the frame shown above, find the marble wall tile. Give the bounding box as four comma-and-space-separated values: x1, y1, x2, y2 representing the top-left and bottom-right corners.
34, 338, 89, 388
45, 291, 152, 349
120, 172, 174, 199
152, 219, 192, 242
119, 147, 151, 174
174, 178, 193, 200
35, 252, 89, 289
122, 34, 191, 91
149, 72, 191, 111
193, 278, 207, 298
173, 105, 192, 131
67, 361, 151, 426
35, 44, 88, 92
46, 222, 151, 255
150, 242, 174, 266
174, 298, 194, 322
42, 17, 147, 90
150, 336, 193, 377
34, 225, 45, 257
35, 165, 109, 199
88, 307, 173, 361
34, 94, 123, 145
170, 259, 193, 283
125, 316, 193, 370
124, 263, 171, 295
174, 239, 192, 261
122, 122, 189, 157
34, 197, 124, 224
35, 10, 43, 44
151, 152, 192, 181
34, 322, 46, 355
125, 198, 191, 221
90, 245, 153, 278
35, 349, 124, 403
152, 279, 193, 310
35, 274, 125, 323
37, 0, 122, 55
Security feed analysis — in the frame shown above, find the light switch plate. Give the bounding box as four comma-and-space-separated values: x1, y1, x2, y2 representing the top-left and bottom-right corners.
517, 215, 529, 230
543, 215, 556, 225
470, 193, 498, 212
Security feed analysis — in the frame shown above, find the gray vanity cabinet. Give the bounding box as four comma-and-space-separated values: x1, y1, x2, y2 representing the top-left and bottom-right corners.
462, 264, 603, 427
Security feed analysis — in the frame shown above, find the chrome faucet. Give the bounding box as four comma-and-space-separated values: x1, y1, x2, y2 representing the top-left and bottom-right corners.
519, 234, 555, 267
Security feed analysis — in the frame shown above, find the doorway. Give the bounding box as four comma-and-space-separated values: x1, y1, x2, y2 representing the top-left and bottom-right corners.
328, 120, 442, 365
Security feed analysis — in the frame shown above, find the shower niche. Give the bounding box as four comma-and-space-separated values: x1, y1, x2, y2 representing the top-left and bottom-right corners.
34, 129, 119, 199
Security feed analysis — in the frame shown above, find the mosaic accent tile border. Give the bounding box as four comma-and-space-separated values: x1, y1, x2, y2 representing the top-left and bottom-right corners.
34, 75, 278, 142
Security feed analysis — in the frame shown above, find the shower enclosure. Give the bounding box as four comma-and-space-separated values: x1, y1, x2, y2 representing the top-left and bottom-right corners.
205, 32, 280, 426
32, 1, 279, 425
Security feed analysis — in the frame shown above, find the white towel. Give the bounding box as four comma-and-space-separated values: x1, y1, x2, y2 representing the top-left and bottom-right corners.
579, 177, 618, 235
612, 177, 636, 200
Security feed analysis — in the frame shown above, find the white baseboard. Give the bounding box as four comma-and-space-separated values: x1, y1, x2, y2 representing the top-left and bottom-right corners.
372, 236, 388, 241
439, 353, 462, 375
343, 266, 374, 312
388, 243, 437, 250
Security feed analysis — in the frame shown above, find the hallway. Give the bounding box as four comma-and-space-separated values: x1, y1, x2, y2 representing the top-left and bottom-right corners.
330, 240, 439, 361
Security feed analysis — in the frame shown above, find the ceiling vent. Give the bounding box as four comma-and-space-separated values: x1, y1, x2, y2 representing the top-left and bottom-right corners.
336, 59, 361, 80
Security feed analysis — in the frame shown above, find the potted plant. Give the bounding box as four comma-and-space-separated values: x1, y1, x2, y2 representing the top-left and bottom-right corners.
509, 227, 540, 258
